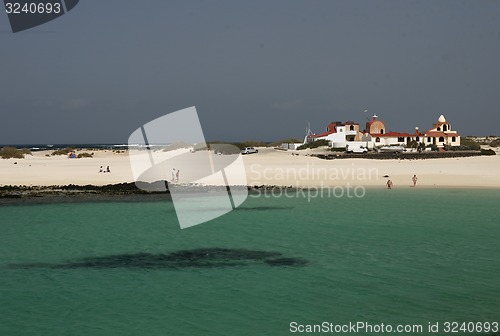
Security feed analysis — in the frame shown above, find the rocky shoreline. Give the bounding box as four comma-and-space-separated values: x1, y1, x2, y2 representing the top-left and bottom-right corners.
0, 182, 299, 205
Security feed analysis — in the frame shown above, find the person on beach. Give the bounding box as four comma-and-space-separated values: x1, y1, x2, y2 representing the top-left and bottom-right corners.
386, 180, 393, 189
176, 169, 180, 182
172, 168, 176, 182
412, 174, 418, 187
107, 166, 111, 173
99, 166, 103, 173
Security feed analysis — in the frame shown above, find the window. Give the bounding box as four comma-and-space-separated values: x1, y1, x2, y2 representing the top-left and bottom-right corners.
416, 137, 419, 142
452, 136, 456, 142
443, 125, 447, 131
376, 137, 380, 143
407, 137, 411, 143
398, 137, 404, 142
439, 136, 445, 142
349, 125, 354, 131
437, 127, 441, 131
380, 129, 384, 134
427, 137, 431, 142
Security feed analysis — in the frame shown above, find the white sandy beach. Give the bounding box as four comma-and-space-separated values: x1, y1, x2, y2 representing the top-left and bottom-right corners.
1, 147, 499, 188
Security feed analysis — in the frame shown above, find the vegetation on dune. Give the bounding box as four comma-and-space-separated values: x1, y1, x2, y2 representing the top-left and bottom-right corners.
208, 139, 303, 149
297, 139, 330, 150
458, 138, 481, 150
269, 138, 303, 147
232, 141, 269, 149
489, 139, 500, 147
77, 152, 93, 158
51, 147, 76, 156
210, 144, 241, 155
0, 147, 32, 159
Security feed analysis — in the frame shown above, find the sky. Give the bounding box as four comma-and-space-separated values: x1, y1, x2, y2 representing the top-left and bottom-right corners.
1, 0, 500, 144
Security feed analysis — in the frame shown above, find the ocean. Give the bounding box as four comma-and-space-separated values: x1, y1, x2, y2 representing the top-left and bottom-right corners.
1, 188, 499, 335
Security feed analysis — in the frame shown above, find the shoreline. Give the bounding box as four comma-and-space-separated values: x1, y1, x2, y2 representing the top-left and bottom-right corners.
1, 182, 499, 206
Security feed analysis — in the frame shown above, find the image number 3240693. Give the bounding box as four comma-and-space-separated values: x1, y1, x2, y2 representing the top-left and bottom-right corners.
3, 0, 79, 33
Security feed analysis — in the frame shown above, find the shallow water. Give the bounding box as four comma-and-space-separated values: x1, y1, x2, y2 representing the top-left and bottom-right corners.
1, 188, 499, 335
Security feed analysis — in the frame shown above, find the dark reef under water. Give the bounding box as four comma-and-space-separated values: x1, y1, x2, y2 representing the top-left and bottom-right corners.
9, 248, 308, 270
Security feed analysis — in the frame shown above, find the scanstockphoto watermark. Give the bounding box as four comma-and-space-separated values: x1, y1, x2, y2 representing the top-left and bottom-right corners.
250, 182, 367, 202
248, 163, 379, 200
249, 163, 379, 182
128, 106, 249, 229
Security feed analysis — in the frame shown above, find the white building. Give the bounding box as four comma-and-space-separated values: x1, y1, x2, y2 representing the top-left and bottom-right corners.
423, 115, 460, 148
306, 121, 373, 149
306, 114, 460, 149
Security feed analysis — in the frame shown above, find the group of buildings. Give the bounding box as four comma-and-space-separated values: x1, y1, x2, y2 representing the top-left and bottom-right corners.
304, 114, 460, 149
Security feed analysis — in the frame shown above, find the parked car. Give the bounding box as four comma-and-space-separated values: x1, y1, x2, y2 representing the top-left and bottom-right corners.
241, 147, 258, 155
377, 146, 406, 153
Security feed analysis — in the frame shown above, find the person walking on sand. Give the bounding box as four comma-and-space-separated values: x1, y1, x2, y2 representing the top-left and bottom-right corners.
171, 168, 176, 182
386, 180, 393, 189
412, 174, 418, 187
99, 166, 103, 173
106, 166, 111, 173
176, 169, 180, 182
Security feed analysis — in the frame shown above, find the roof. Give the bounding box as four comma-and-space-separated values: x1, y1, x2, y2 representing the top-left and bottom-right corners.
326, 122, 338, 133
308, 131, 335, 139
366, 119, 384, 126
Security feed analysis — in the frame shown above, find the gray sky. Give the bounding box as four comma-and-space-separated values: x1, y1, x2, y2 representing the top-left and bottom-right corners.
1, 0, 500, 144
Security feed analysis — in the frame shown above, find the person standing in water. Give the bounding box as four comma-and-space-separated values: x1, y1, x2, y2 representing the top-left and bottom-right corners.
412, 174, 418, 187
386, 180, 393, 189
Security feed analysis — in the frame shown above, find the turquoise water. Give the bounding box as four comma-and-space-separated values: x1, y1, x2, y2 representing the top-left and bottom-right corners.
1, 189, 500, 335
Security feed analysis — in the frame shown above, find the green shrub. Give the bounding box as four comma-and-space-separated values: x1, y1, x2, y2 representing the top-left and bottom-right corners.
331, 147, 346, 152
407, 140, 419, 149
480, 149, 496, 156
426, 144, 438, 151
233, 141, 269, 149
51, 147, 76, 156
297, 139, 330, 150
460, 138, 481, 150
77, 152, 93, 158
0, 147, 32, 159
209, 144, 241, 155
